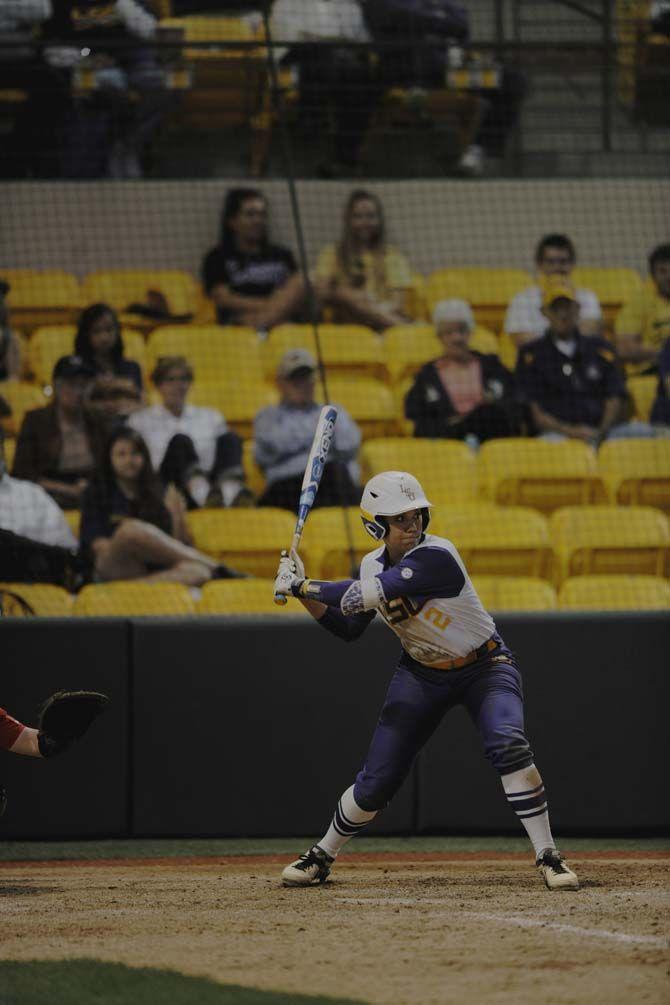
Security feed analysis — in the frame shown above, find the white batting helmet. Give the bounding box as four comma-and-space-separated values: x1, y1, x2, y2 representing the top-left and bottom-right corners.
360, 471, 433, 541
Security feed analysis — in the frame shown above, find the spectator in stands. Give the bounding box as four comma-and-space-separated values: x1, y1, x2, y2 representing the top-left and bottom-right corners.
516, 282, 653, 445
615, 243, 670, 376
0, 427, 76, 549
74, 302, 143, 390
80, 427, 241, 585
202, 188, 308, 330
0, 280, 21, 381
255, 349, 361, 510
43, 0, 169, 178
87, 375, 142, 424
316, 190, 412, 331
651, 338, 670, 429
504, 234, 602, 348
127, 355, 249, 508
12, 355, 108, 508
405, 299, 517, 442
270, 0, 377, 177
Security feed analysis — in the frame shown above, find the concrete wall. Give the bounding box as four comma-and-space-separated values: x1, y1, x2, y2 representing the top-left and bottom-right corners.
2, 179, 667, 279
1, 613, 668, 840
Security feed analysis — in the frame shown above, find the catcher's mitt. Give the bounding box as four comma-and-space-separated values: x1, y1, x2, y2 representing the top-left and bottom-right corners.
37, 690, 109, 759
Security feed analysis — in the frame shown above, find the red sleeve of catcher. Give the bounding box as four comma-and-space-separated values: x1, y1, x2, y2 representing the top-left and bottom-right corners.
0, 706, 25, 750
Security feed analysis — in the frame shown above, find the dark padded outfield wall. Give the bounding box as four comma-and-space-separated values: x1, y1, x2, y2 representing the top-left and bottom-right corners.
0, 620, 129, 839
132, 618, 415, 837
417, 614, 670, 834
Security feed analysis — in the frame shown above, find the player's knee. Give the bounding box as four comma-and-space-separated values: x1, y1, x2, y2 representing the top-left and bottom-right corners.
353, 774, 395, 812
485, 727, 533, 774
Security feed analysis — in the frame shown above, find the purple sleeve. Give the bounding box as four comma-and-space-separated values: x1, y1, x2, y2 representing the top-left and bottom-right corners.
318, 608, 376, 641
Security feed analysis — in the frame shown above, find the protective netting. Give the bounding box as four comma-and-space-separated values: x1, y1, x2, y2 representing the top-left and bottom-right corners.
1, 1, 669, 617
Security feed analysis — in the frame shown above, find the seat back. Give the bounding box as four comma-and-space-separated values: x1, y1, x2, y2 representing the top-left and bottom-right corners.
146, 324, 259, 380
263, 325, 385, 381
0, 382, 48, 437
30, 325, 146, 386
558, 574, 670, 610
383, 323, 499, 384
81, 270, 199, 319
571, 267, 642, 327
425, 267, 532, 330
471, 576, 557, 611
73, 581, 196, 616
627, 375, 658, 422
242, 439, 267, 498
550, 505, 670, 581
478, 438, 603, 511
361, 437, 478, 502
431, 506, 552, 578
186, 508, 296, 577
0, 583, 73, 616
300, 507, 375, 579
325, 376, 398, 439
598, 438, 670, 510
198, 578, 310, 616
3, 270, 81, 332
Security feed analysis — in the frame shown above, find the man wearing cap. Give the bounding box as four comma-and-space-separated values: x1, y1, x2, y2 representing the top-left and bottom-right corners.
405, 298, 518, 442
516, 281, 652, 445
12, 354, 107, 508
254, 348, 361, 510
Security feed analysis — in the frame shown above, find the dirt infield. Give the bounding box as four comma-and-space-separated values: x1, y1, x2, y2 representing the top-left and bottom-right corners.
1, 853, 668, 1004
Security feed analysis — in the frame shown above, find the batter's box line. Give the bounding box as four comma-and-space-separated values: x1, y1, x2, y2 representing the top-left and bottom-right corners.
335, 898, 668, 947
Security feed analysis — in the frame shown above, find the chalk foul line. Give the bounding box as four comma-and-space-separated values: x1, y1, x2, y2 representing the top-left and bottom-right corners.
335, 898, 668, 947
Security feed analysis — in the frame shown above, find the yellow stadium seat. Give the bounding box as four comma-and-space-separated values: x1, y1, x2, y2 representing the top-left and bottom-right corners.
550, 505, 669, 582
73, 581, 196, 616
0, 583, 73, 616
361, 437, 478, 503
63, 509, 81, 538
197, 578, 310, 616
145, 324, 259, 380
186, 508, 296, 577
326, 376, 397, 439
3, 436, 16, 470
558, 574, 670, 611
406, 273, 429, 321
598, 439, 670, 511
29, 325, 146, 386
571, 267, 642, 328
471, 576, 557, 611
478, 438, 604, 512
383, 323, 499, 385
431, 506, 552, 578
263, 324, 385, 381
497, 331, 518, 371
425, 268, 532, 331
3, 270, 81, 331
186, 379, 276, 440
300, 507, 376, 579
0, 381, 48, 437
81, 270, 199, 322
242, 439, 266, 498
627, 375, 657, 422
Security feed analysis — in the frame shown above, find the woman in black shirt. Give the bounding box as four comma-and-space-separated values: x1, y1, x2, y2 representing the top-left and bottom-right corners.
202, 187, 308, 329
74, 303, 143, 390
80, 427, 239, 584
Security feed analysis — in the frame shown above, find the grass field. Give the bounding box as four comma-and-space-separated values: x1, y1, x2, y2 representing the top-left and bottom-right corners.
1, 836, 668, 1005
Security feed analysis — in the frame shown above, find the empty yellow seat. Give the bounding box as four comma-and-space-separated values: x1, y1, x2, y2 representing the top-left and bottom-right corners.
264, 324, 385, 381
300, 507, 377, 579
406, 273, 429, 320
471, 576, 557, 611
146, 324, 259, 379
425, 268, 532, 330
627, 375, 657, 422
598, 438, 670, 511
73, 581, 196, 616
3, 270, 81, 331
0, 381, 48, 437
81, 270, 199, 320
186, 508, 296, 577
558, 574, 670, 610
0, 583, 73, 616
361, 437, 478, 502
550, 505, 669, 582
30, 324, 146, 386
63, 510, 81, 537
325, 376, 397, 439
3, 436, 16, 470
571, 267, 642, 326
242, 439, 266, 497
478, 438, 603, 512
431, 506, 552, 578
197, 578, 310, 616
384, 323, 499, 385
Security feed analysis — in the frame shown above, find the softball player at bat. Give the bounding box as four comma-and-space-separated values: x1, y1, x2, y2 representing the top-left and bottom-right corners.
273, 471, 579, 891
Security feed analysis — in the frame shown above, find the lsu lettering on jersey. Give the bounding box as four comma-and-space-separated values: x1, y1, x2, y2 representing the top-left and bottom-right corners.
357, 535, 495, 666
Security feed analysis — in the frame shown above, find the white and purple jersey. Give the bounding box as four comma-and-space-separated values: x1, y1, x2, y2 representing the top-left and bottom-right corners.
297, 533, 497, 669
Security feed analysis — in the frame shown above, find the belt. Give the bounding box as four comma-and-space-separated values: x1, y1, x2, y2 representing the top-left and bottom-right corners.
429, 637, 498, 672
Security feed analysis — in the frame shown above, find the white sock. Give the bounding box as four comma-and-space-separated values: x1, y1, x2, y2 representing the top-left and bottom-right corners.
318, 785, 377, 859
501, 764, 556, 858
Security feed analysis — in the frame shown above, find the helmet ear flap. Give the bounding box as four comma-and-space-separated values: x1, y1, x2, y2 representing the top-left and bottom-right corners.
361, 514, 389, 541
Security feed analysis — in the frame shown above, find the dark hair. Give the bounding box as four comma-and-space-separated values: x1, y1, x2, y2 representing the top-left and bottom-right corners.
151, 355, 194, 386
74, 303, 123, 365
219, 187, 268, 253
98, 427, 168, 527
336, 189, 387, 288
649, 243, 670, 273
535, 234, 576, 265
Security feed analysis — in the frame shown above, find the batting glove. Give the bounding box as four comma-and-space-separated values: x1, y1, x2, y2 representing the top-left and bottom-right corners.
274, 549, 304, 597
